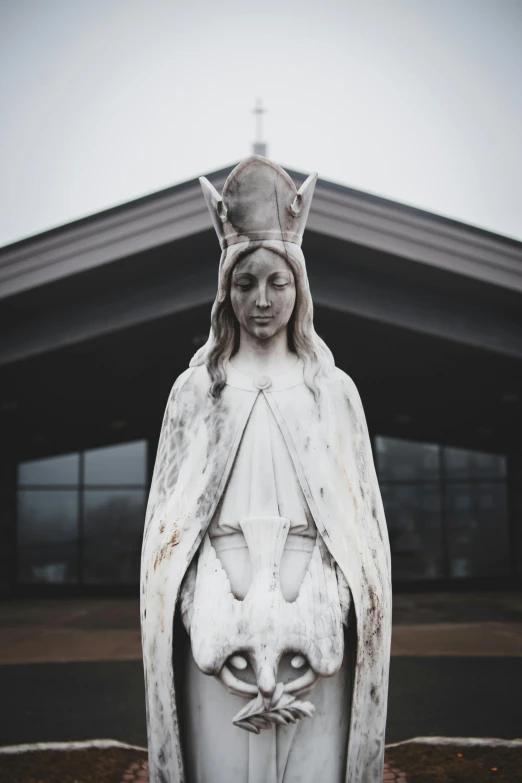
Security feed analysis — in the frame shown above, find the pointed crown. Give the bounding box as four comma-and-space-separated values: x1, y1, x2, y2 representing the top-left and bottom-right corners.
199, 156, 317, 250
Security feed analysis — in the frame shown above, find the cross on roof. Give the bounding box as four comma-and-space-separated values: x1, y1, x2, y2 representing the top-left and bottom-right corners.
252, 98, 267, 157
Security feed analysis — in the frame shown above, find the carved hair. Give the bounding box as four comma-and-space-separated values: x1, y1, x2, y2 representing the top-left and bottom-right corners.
190, 240, 335, 398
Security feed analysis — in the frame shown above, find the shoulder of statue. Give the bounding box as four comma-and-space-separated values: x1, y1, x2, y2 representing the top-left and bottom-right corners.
331, 367, 363, 407
173, 366, 197, 393
169, 365, 210, 403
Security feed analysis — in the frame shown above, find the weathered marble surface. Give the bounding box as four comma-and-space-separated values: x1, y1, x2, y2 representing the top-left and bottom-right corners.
141, 366, 391, 781
141, 156, 391, 783
199, 157, 317, 250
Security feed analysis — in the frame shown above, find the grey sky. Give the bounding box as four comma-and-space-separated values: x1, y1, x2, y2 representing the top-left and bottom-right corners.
1, 0, 521, 248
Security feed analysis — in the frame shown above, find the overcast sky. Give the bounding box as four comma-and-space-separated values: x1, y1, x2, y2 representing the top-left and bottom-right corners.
1, 0, 521, 248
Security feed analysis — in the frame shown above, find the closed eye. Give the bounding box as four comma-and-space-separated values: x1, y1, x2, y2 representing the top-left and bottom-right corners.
271, 278, 291, 288
233, 277, 254, 290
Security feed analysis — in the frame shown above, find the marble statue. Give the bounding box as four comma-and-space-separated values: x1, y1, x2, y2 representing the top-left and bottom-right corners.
141, 156, 391, 783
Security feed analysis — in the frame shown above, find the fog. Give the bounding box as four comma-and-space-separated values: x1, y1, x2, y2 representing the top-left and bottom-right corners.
1, 0, 521, 247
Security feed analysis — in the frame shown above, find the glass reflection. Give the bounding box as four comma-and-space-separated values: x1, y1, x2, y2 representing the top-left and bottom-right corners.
375, 437, 440, 481
444, 448, 506, 480
18, 454, 79, 486
17, 440, 148, 587
84, 441, 147, 486
376, 437, 510, 581
447, 482, 509, 578
82, 489, 146, 584
17, 490, 78, 583
380, 483, 443, 580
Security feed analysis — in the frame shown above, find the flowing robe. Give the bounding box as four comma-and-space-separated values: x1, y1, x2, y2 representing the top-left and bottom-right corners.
141, 361, 391, 783
207, 361, 318, 601
179, 360, 351, 782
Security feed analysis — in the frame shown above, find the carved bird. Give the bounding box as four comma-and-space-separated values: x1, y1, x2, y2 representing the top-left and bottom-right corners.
189, 514, 345, 711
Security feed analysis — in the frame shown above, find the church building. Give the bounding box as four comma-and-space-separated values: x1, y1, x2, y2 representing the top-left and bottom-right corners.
0, 162, 520, 596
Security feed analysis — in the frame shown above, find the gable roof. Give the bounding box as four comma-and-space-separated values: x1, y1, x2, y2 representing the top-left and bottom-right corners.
1, 163, 521, 301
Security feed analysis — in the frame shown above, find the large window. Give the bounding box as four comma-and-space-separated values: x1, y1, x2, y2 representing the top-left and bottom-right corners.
375, 437, 509, 581
17, 441, 147, 585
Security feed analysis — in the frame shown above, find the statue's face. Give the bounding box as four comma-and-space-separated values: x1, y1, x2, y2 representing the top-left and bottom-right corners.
230, 248, 296, 342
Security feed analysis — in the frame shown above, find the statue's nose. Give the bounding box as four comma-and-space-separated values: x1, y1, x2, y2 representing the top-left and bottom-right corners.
255, 282, 271, 309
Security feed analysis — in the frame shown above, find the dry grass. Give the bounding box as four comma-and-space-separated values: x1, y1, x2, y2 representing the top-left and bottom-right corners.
386, 742, 522, 783
0, 747, 147, 783
1, 741, 521, 783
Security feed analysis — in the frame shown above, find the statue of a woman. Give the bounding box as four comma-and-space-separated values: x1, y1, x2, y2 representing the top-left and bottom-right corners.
141, 157, 391, 783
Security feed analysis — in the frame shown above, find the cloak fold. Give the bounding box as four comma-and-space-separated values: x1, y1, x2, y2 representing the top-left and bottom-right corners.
141, 365, 391, 783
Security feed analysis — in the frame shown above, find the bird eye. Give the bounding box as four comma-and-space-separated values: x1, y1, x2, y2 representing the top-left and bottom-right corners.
229, 654, 248, 670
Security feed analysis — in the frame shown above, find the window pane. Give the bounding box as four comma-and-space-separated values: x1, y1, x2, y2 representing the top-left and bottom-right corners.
82, 489, 146, 584
17, 490, 78, 583
381, 483, 443, 580
447, 482, 510, 577
375, 437, 440, 481
18, 453, 79, 486
443, 447, 506, 480
84, 441, 147, 486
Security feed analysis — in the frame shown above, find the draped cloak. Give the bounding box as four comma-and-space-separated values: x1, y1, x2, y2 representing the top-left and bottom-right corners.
141, 363, 391, 783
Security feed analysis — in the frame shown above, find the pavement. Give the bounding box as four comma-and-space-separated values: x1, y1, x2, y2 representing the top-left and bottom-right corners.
1, 593, 522, 665
0, 599, 142, 665
0, 593, 521, 749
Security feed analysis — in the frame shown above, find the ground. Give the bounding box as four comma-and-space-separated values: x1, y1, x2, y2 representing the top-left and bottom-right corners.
0, 592, 521, 775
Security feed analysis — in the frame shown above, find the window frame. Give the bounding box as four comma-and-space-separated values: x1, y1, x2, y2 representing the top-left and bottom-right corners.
374, 436, 511, 581
16, 440, 148, 588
